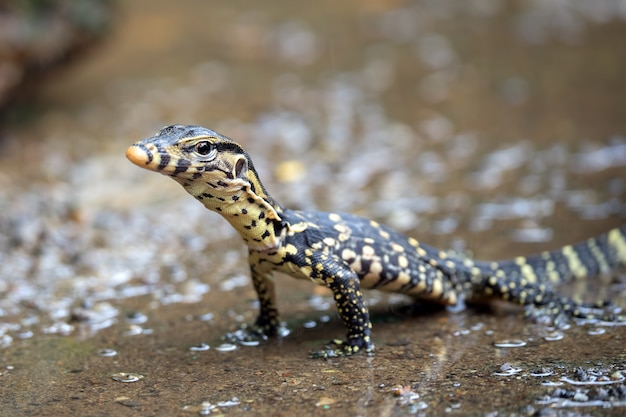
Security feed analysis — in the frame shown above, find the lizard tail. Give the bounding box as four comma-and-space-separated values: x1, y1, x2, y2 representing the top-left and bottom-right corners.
474, 224, 626, 286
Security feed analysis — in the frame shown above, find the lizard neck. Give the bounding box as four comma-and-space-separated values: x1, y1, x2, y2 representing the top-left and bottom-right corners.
179, 177, 285, 251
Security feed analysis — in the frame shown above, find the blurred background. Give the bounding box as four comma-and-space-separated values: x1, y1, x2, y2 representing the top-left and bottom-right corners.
1, 0, 625, 414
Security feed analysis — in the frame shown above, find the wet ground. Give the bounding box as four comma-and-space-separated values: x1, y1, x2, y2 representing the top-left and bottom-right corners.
1, 1, 626, 416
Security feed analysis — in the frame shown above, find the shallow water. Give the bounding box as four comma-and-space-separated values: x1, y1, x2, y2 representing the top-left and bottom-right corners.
1, 0, 626, 415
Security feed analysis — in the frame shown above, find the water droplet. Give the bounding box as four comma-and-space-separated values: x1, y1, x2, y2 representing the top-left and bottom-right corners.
494, 363, 523, 376
97, 348, 118, 357
308, 295, 331, 311
448, 401, 462, 410
125, 311, 148, 324
215, 343, 237, 352
510, 227, 553, 243
15, 330, 33, 339
217, 397, 240, 407
198, 401, 215, 415
572, 141, 626, 173
409, 401, 428, 412
111, 372, 144, 383
0, 334, 13, 348
189, 343, 210, 352
561, 371, 624, 386
219, 274, 249, 292
276, 325, 291, 337
470, 323, 484, 331
392, 385, 421, 406
198, 312, 214, 321
124, 324, 152, 336
41, 322, 74, 335
541, 380, 564, 386
543, 331, 564, 341
493, 339, 526, 348
530, 368, 553, 377
183, 401, 217, 416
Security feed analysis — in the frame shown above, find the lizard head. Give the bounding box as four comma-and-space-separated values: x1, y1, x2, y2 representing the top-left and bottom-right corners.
126, 124, 252, 183
127, 124, 284, 244
127, 124, 277, 200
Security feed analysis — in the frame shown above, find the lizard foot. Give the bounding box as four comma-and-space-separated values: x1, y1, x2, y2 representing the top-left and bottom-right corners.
222, 322, 290, 346
310, 338, 375, 359
525, 297, 624, 327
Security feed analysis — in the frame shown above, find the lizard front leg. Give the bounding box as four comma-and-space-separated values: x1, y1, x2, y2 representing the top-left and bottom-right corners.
250, 265, 281, 335
307, 254, 374, 358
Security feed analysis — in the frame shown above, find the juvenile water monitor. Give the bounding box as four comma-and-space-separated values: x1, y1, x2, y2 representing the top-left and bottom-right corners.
126, 124, 626, 357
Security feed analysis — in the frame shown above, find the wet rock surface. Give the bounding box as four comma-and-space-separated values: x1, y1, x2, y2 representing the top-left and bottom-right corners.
0, 1, 625, 415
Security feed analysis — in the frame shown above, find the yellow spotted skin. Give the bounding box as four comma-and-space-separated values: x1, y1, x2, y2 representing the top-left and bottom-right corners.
127, 125, 626, 358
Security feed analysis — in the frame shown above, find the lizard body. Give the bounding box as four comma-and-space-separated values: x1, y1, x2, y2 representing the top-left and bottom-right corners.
126, 124, 626, 357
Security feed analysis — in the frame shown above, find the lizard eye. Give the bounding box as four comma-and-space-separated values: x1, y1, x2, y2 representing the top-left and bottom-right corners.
194, 141, 214, 157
